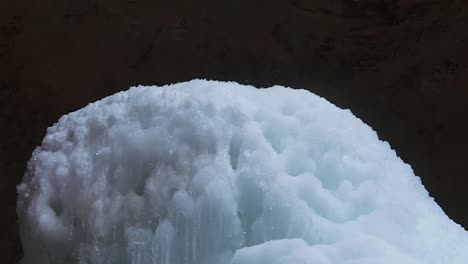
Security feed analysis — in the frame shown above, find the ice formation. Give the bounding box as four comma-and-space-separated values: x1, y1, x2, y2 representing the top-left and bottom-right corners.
17, 80, 468, 264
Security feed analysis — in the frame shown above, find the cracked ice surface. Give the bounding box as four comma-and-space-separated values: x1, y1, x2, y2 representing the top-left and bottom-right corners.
17, 80, 468, 264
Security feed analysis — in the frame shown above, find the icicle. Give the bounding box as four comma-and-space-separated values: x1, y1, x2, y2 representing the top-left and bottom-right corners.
192, 217, 196, 264
112, 225, 117, 241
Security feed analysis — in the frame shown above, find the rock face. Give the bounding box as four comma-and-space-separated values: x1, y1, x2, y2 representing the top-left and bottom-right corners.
2, 1, 468, 263
17, 80, 468, 264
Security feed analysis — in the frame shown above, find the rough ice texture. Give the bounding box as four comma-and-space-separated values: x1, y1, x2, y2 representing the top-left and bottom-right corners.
17, 80, 468, 264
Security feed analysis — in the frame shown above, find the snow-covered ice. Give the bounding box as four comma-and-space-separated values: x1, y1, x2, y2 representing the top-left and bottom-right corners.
17, 80, 468, 264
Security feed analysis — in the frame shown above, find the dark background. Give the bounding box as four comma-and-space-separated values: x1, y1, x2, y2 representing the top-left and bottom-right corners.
1, 0, 467, 263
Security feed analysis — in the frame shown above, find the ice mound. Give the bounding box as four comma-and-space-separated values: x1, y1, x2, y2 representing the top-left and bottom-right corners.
17, 80, 468, 264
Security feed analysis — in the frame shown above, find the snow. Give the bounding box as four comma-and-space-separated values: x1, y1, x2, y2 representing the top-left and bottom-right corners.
17, 79, 468, 264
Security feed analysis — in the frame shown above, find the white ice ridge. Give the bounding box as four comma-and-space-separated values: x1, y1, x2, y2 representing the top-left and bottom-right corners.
17, 80, 468, 264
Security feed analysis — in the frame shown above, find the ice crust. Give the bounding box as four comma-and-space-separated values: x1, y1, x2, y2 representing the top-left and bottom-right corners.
17, 80, 468, 264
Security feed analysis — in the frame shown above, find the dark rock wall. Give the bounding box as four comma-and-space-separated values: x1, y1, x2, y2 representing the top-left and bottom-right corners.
1, 1, 468, 262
